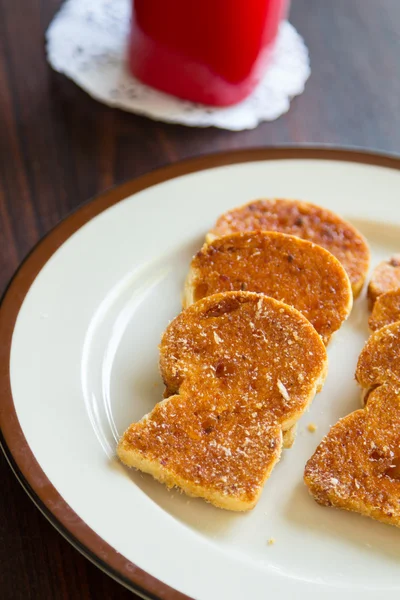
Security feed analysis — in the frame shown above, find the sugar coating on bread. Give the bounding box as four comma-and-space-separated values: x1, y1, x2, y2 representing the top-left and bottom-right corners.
304, 384, 400, 527
368, 255, 400, 309
356, 321, 400, 395
208, 198, 370, 297
118, 292, 327, 510
185, 231, 352, 344
369, 289, 400, 331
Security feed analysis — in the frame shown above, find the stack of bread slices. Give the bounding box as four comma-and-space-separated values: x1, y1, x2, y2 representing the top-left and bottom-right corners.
118, 199, 370, 511
305, 255, 400, 527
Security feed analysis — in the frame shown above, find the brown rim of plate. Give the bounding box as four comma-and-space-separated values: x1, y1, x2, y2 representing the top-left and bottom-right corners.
1, 147, 400, 600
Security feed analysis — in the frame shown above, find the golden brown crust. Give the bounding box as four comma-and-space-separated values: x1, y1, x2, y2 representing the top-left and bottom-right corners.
356, 321, 400, 393
208, 198, 370, 298
304, 385, 400, 527
369, 289, 400, 331
368, 255, 400, 310
185, 231, 352, 344
118, 292, 327, 510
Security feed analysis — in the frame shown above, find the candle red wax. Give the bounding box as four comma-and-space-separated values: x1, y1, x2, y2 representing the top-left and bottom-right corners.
129, 0, 288, 106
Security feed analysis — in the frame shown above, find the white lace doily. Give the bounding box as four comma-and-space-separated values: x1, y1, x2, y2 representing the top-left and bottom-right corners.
46, 0, 310, 130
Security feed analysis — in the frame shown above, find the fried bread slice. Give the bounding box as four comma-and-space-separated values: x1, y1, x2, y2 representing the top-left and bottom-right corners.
184, 231, 353, 345
207, 198, 370, 297
356, 321, 400, 405
369, 289, 400, 331
368, 255, 400, 309
118, 292, 327, 511
304, 384, 400, 527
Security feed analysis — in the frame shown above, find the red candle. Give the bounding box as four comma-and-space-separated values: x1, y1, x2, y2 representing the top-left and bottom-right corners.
129, 0, 288, 107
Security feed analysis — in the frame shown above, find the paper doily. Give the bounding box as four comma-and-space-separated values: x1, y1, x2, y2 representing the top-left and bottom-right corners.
46, 0, 310, 130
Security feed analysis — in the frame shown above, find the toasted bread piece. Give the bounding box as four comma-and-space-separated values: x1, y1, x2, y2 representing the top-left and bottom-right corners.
118, 292, 327, 511
184, 231, 352, 345
208, 198, 370, 297
369, 289, 400, 331
368, 255, 400, 309
304, 384, 400, 527
356, 322, 400, 406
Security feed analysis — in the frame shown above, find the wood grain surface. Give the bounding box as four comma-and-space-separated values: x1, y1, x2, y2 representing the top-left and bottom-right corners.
1, 0, 399, 598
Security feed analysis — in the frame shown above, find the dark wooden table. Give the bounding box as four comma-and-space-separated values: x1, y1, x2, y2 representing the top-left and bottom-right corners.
1, 0, 399, 598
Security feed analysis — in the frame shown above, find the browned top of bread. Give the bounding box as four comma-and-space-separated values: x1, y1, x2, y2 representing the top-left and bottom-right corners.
356, 321, 400, 392
185, 231, 352, 344
208, 198, 370, 297
304, 384, 400, 527
118, 292, 327, 510
369, 289, 400, 331
368, 255, 400, 309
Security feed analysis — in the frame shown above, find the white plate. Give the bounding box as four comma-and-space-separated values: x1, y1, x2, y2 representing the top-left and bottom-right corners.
2, 149, 400, 600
